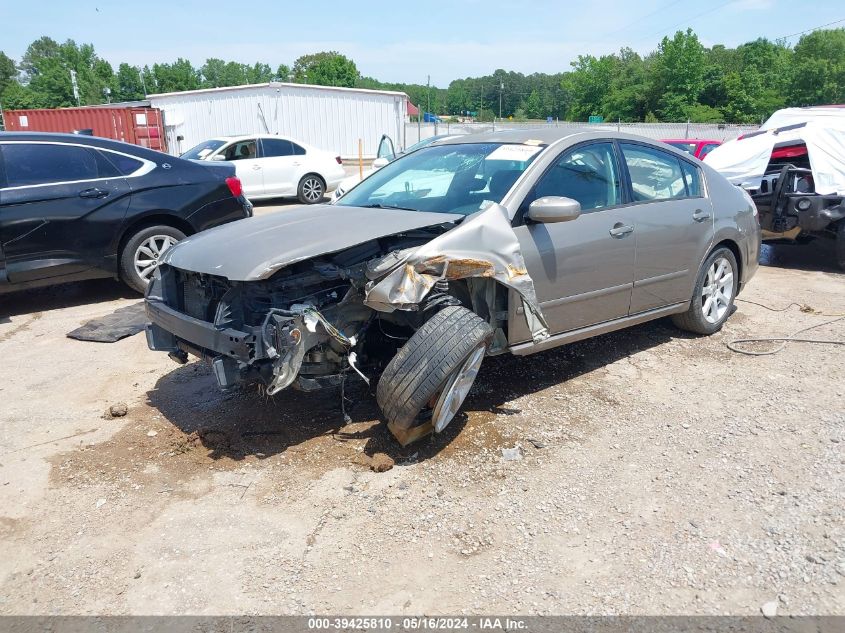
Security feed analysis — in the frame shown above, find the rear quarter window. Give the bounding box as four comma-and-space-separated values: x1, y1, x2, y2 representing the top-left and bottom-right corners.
101, 151, 145, 176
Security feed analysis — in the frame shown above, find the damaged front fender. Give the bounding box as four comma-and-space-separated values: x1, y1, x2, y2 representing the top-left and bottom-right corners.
364, 204, 549, 342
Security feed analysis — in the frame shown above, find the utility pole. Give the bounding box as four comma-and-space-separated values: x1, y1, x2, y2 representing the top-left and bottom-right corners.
426, 74, 430, 117
499, 81, 503, 119
139, 67, 148, 97
479, 83, 483, 122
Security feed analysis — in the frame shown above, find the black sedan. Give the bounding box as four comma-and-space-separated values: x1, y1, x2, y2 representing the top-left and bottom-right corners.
0, 132, 252, 294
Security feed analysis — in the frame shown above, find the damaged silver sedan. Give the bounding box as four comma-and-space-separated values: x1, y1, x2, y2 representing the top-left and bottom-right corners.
146, 130, 760, 445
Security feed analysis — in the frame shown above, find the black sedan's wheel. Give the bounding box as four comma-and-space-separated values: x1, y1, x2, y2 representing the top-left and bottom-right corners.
376, 306, 493, 445
297, 174, 325, 204
120, 225, 185, 293
672, 246, 738, 335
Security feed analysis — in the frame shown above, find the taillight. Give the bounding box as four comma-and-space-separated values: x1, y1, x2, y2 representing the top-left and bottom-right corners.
225, 176, 243, 197
335, 156, 343, 165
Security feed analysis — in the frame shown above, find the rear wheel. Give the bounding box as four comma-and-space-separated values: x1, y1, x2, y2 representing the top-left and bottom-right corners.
120, 225, 185, 293
672, 246, 738, 335
376, 306, 492, 445
297, 174, 325, 204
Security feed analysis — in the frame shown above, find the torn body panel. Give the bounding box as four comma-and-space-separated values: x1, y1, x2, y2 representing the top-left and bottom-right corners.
364, 204, 550, 342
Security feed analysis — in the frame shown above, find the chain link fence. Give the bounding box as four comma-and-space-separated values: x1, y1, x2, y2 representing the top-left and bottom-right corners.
403, 120, 759, 148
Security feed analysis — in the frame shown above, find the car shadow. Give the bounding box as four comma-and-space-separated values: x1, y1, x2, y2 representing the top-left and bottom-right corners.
760, 241, 842, 273
146, 317, 683, 464
0, 278, 138, 318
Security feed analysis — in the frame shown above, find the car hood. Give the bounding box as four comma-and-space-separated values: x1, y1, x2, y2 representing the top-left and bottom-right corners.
160, 204, 462, 281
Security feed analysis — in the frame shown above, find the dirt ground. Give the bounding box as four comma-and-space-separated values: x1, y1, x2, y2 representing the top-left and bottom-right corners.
0, 234, 843, 616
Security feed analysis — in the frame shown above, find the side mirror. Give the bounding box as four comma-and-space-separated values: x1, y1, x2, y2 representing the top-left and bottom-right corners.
372, 157, 389, 169
210, 154, 227, 161
526, 196, 582, 223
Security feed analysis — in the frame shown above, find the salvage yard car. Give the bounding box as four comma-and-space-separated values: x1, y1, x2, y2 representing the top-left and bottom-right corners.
0, 132, 252, 294
182, 134, 345, 204
146, 130, 760, 445
705, 106, 845, 269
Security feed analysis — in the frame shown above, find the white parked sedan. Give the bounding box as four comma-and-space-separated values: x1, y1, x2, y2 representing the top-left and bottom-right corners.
182, 135, 346, 204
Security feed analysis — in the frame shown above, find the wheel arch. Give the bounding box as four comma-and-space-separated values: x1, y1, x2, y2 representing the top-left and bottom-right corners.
711, 238, 744, 293
116, 213, 195, 259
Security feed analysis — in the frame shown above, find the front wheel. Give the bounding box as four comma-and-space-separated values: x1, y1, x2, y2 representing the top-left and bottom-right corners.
672, 247, 738, 335
120, 225, 185, 294
297, 174, 325, 204
376, 306, 493, 445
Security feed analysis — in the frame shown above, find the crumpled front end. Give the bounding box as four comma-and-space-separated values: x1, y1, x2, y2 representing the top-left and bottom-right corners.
145, 203, 548, 396
145, 257, 372, 394
363, 204, 549, 343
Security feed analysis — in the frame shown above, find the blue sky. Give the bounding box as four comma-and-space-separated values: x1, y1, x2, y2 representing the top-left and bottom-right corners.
1, 0, 843, 86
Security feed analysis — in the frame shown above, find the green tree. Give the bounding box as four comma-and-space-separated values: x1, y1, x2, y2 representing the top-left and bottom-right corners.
0, 52, 17, 98
789, 28, 845, 105
651, 29, 706, 121
292, 51, 358, 87
151, 58, 200, 93
115, 63, 145, 101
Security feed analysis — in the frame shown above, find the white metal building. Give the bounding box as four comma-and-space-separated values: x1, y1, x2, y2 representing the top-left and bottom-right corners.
147, 82, 408, 159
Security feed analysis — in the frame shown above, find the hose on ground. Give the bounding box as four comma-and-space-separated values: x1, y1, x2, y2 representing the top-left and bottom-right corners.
726, 312, 845, 356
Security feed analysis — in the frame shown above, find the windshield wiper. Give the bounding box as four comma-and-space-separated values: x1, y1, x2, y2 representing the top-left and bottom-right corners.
358, 203, 419, 212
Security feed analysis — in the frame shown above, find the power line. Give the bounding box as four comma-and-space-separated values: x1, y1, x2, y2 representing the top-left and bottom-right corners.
775, 17, 845, 40
604, 0, 687, 36
636, 0, 737, 42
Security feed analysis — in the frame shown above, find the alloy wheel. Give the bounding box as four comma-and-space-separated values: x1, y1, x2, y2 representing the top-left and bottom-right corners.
431, 343, 486, 433
701, 256, 734, 324
302, 177, 323, 202
134, 235, 176, 281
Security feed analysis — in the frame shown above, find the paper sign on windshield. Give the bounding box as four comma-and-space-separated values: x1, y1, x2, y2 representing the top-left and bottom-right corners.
487, 144, 543, 162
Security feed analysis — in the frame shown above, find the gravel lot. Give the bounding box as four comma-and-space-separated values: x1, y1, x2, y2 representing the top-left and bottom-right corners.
0, 218, 843, 616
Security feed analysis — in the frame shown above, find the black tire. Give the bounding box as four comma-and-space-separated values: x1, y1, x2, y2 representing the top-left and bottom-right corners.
672, 246, 739, 335
297, 174, 325, 204
376, 306, 493, 432
119, 224, 186, 294
836, 221, 845, 271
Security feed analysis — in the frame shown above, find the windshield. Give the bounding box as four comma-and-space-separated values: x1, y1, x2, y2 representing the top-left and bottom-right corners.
181, 139, 226, 160
337, 142, 544, 215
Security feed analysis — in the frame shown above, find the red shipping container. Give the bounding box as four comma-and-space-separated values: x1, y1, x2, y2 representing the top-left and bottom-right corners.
3, 106, 167, 152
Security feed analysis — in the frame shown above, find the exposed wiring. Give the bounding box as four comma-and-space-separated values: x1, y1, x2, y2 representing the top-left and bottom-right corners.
727, 314, 845, 356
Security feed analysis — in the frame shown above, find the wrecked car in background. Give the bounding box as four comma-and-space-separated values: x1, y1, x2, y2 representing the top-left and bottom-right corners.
705, 106, 845, 269
146, 130, 760, 445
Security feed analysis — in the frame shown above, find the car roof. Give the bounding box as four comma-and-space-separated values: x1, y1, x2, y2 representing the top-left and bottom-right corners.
0, 131, 169, 161
434, 127, 695, 148
209, 134, 305, 143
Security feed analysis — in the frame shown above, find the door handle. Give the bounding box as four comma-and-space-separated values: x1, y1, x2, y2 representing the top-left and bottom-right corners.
609, 223, 634, 238
252, 165, 261, 170
292, 162, 302, 166
79, 187, 109, 199
693, 209, 712, 222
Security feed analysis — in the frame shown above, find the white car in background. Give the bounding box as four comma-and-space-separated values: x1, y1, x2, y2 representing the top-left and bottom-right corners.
182, 135, 346, 204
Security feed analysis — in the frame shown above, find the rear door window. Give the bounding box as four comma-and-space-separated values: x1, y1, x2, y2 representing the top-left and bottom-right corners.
260, 138, 295, 158
679, 161, 702, 197
2, 143, 116, 187
620, 143, 689, 201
